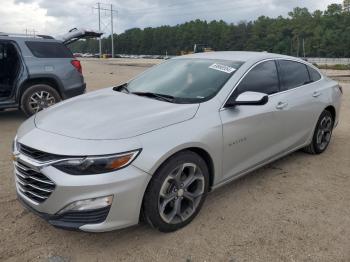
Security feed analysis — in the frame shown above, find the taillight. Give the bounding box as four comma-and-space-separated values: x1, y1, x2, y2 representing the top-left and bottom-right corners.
71, 60, 82, 74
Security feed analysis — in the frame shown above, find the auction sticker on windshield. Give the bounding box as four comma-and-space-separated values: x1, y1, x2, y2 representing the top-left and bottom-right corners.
209, 63, 236, 74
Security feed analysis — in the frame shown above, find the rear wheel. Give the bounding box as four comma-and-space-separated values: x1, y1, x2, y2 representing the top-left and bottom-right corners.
143, 151, 209, 232
21, 84, 61, 116
303, 110, 334, 154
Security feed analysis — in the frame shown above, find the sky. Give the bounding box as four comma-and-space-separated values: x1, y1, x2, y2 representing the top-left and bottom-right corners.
0, 0, 342, 37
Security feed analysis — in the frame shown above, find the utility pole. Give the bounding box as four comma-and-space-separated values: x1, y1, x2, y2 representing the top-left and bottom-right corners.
111, 4, 114, 58
296, 35, 300, 57
25, 28, 37, 37
98, 3, 102, 58
94, 3, 117, 58
302, 38, 306, 58
344, 0, 350, 12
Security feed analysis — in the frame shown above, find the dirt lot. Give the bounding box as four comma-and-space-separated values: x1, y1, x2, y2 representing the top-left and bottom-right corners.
0, 59, 349, 262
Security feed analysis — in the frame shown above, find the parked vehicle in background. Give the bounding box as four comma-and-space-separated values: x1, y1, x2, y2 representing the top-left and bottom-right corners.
0, 28, 102, 116
81, 53, 94, 58
73, 53, 83, 58
13, 52, 342, 232
194, 44, 213, 53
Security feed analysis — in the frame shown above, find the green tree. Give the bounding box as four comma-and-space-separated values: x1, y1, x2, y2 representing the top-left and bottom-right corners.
68, 3, 350, 58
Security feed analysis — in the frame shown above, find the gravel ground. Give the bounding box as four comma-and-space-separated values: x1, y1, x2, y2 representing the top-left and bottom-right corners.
0, 59, 349, 262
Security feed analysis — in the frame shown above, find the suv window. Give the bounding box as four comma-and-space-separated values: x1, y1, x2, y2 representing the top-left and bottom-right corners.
0, 43, 6, 60
235, 60, 279, 96
25, 41, 73, 58
308, 66, 322, 82
278, 60, 310, 91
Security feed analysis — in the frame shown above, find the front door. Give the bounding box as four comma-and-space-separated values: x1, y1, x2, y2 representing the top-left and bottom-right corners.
0, 41, 25, 101
220, 60, 287, 180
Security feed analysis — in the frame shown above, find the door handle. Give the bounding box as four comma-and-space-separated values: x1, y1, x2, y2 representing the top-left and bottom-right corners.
313, 91, 322, 98
276, 102, 288, 110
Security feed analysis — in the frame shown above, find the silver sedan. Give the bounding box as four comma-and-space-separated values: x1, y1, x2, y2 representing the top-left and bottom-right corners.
13, 51, 342, 232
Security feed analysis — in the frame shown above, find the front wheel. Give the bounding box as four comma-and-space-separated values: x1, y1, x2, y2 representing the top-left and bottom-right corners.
21, 84, 61, 116
143, 151, 209, 232
303, 110, 334, 154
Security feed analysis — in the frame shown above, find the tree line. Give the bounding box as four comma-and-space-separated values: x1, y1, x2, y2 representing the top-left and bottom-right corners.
69, 4, 350, 58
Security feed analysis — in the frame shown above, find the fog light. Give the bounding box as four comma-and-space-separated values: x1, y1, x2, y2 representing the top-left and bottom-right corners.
58, 195, 113, 214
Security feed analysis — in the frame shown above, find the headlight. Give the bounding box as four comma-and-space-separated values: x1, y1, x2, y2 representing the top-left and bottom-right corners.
53, 149, 141, 175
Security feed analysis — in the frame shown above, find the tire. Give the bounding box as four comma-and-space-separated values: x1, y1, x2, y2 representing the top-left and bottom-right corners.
21, 84, 61, 116
303, 110, 334, 154
143, 151, 210, 232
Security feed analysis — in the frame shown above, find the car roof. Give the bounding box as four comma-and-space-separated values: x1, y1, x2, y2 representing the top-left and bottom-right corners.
0, 36, 60, 43
177, 51, 302, 63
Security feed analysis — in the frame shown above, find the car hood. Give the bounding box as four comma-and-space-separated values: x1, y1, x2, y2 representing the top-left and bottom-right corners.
34, 88, 199, 140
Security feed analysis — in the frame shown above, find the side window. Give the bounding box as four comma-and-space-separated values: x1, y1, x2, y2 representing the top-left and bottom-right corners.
308, 66, 322, 82
25, 41, 73, 58
235, 61, 279, 96
278, 60, 310, 91
0, 43, 5, 60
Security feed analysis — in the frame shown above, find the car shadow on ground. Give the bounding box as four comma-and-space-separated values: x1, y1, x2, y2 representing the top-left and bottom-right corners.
0, 109, 27, 122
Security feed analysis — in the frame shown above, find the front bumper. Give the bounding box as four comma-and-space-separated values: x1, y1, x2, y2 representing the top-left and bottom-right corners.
18, 196, 111, 230
14, 153, 151, 232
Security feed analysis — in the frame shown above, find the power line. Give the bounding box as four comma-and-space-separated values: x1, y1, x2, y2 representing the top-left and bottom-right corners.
119, 0, 244, 13
119, 0, 307, 15
122, 4, 264, 18
120, 0, 248, 14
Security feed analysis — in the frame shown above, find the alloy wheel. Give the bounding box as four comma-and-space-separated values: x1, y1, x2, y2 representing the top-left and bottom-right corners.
158, 163, 205, 224
316, 115, 333, 151
29, 91, 56, 112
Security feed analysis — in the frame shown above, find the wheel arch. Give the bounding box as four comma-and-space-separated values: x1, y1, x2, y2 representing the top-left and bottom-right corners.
325, 105, 336, 122
17, 76, 63, 103
148, 146, 216, 191
185, 147, 215, 191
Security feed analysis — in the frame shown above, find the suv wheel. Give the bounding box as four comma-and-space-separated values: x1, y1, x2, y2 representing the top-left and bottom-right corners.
303, 110, 334, 154
143, 151, 209, 232
21, 84, 61, 116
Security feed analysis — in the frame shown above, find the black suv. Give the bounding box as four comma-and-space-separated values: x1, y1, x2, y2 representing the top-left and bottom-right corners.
0, 29, 101, 116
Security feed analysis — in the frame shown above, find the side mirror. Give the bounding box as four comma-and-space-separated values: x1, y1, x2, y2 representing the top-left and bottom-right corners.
225, 91, 269, 107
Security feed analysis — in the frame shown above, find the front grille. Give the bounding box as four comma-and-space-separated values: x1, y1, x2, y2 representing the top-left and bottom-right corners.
18, 143, 63, 162
15, 160, 56, 203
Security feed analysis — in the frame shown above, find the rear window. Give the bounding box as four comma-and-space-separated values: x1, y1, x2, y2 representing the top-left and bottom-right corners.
308, 66, 322, 82
25, 41, 73, 58
278, 60, 310, 91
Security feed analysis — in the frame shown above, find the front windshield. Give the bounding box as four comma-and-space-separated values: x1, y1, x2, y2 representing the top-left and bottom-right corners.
126, 58, 243, 103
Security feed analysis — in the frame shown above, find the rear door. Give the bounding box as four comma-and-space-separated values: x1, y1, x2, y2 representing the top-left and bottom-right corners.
220, 60, 288, 180
275, 60, 324, 150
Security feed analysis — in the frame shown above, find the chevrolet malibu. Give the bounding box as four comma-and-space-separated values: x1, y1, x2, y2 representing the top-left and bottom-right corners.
13, 52, 342, 232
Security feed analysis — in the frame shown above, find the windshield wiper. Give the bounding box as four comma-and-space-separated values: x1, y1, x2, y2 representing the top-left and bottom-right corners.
113, 83, 130, 93
132, 92, 176, 103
